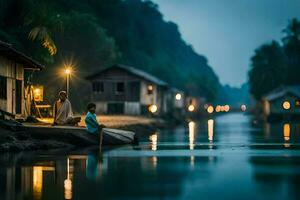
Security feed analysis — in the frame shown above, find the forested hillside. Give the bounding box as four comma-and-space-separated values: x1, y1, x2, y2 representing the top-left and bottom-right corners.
248, 18, 300, 100
0, 0, 221, 110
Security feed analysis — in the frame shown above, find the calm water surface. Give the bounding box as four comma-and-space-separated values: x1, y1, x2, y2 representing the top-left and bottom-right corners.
1, 113, 300, 200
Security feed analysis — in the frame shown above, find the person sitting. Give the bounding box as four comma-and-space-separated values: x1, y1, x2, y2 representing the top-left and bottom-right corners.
85, 103, 105, 135
85, 103, 105, 148
53, 91, 81, 126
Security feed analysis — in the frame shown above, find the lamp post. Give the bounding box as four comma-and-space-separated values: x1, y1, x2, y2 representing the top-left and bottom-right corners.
64, 67, 71, 97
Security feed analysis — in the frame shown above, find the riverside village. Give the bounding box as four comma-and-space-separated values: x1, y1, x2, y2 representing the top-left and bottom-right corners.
1, 1, 300, 200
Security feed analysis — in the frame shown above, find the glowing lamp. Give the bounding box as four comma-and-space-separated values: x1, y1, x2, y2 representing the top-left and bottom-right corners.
215, 105, 221, 112
188, 104, 195, 112
282, 101, 291, 110
65, 68, 71, 75
224, 105, 230, 112
175, 93, 182, 100
296, 100, 300, 107
241, 104, 247, 112
207, 105, 214, 114
149, 104, 158, 113
148, 85, 153, 90
33, 86, 44, 102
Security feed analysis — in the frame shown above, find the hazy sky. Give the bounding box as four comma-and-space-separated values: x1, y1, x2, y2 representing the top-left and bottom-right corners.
153, 0, 300, 86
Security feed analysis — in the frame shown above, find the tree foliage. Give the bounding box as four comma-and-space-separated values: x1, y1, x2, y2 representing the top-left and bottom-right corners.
0, 0, 221, 110
249, 18, 300, 100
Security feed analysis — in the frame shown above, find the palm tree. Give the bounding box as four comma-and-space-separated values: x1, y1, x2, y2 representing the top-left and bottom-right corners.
25, 1, 64, 55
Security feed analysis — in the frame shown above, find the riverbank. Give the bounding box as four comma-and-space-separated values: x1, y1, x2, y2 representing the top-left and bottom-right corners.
0, 116, 167, 152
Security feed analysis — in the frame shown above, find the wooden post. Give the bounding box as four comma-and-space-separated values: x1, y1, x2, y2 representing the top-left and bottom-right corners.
99, 128, 103, 152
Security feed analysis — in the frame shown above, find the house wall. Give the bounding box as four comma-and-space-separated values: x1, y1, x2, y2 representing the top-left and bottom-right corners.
0, 56, 8, 112
173, 92, 185, 108
0, 56, 25, 115
269, 95, 300, 115
263, 100, 270, 115
91, 68, 141, 102
94, 102, 107, 114
140, 80, 169, 115
94, 101, 141, 115
124, 102, 141, 115
90, 68, 164, 115
186, 97, 198, 109
140, 80, 157, 105
6, 78, 13, 113
158, 87, 169, 115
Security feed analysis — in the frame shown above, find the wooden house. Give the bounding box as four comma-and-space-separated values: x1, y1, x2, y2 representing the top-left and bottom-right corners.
0, 41, 43, 117
86, 64, 169, 115
262, 86, 300, 119
168, 88, 186, 118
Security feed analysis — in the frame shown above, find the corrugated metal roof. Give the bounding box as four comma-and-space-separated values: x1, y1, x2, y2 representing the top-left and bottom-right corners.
0, 40, 44, 70
263, 85, 300, 101
86, 64, 168, 86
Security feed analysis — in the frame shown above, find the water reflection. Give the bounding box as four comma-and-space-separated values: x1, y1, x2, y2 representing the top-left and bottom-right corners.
283, 123, 291, 141
188, 121, 196, 150
283, 123, 291, 148
208, 119, 214, 142
190, 156, 195, 169
33, 165, 56, 200
2, 113, 300, 200
1, 153, 111, 200
151, 156, 158, 168
33, 166, 43, 200
249, 156, 300, 198
264, 123, 270, 138
149, 133, 158, 151
257, 121, 300, 146
64, 158, 73, 200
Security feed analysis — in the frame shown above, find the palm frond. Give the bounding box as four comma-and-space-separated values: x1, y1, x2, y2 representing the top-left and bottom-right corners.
28, 26, 57, 55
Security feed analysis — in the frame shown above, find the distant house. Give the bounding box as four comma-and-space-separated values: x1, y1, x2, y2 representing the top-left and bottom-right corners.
0, 41, 43, 117
86, 64, 170, 115
169, 88, 186, 117
262, 86, 300, 118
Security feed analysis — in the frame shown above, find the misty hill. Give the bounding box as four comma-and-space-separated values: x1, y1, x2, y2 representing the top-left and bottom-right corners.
0, 0, 221, 109
216, 83, 251, 107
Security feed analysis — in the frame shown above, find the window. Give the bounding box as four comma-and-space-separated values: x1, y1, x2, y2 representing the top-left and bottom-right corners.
116, 82, 124, 93
0, 76, 7, 100
282, 101, 291, 110
92, 82, 104, 93
147, 84, 154, 95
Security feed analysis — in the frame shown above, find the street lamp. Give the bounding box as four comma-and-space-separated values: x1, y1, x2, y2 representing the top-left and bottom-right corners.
64, 67, 72, 97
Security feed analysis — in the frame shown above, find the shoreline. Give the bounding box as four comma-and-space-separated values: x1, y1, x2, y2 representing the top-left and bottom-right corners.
0, 116, 168, 152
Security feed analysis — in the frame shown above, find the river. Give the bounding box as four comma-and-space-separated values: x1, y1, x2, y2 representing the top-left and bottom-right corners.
1, 113, 300, 200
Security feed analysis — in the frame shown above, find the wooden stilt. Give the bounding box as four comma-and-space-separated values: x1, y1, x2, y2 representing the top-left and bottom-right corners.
99, 128, 103, 152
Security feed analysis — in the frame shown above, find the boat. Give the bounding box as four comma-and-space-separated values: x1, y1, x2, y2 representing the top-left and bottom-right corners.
0, 109, 137, 147
23, 124, 137, 146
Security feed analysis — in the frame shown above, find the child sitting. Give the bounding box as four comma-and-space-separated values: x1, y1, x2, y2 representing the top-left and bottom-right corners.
85, 102, 105, 132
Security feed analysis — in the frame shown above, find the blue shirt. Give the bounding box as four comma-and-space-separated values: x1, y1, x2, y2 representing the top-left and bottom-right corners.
85, 112, 100, 134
